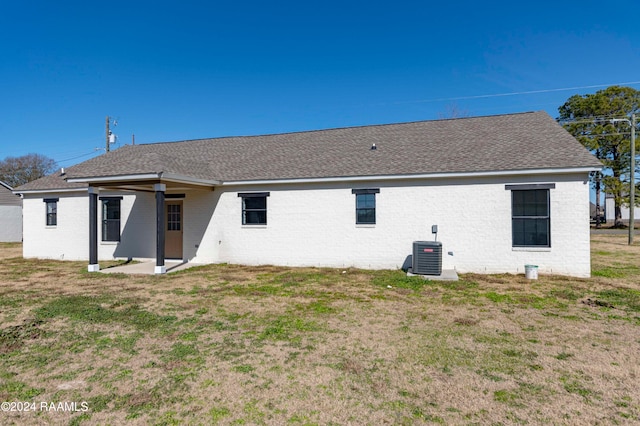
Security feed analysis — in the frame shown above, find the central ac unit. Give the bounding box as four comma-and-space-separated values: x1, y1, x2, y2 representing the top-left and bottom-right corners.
412, 241, 442, 275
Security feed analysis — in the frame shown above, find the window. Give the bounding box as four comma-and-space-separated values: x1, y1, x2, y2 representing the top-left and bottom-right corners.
101, 197, 122, 242
44, 198, 58, 226
238, 192, 270, 225
509, 186, 552, 247
352, 189, 379, 224
167, 204, 181, 231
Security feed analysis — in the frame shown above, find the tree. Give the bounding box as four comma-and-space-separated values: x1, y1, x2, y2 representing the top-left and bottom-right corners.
438, 102, 470, 119
0, 153, 57, 188
558, 85, 640, 227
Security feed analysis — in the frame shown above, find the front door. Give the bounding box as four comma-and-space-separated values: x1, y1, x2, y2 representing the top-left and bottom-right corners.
165, 201, 183, 259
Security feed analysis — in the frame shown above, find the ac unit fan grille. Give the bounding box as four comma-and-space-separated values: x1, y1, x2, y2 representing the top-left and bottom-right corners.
412, 241, 442, 276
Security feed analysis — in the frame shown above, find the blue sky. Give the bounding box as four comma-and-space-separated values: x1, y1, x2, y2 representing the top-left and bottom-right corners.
1, 0, 639, 169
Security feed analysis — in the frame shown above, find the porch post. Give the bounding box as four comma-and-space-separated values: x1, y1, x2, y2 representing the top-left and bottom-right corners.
155, 183, 166, 274
88, 186, 100, 272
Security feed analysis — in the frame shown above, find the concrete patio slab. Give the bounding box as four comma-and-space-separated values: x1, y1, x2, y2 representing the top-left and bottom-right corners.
407, 269, 459, 281
100, 261, 203, 275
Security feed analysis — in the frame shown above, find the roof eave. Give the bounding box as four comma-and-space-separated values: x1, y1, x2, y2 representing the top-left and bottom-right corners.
14, 187, 87, 195
67, 172, 221, 187
66, 173, 162, 184
161, 173, 222, 187
220, 166, 602, 186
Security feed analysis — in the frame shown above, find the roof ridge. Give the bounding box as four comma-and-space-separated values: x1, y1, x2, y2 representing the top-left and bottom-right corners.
135, 111, 543, 147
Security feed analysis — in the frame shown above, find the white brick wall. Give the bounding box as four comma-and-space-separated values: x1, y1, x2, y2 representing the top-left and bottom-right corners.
22, 191, 151, 261
21, 172, 592, 277
196, 173, 591, 277
113, 192, 156, 259
183, 189, 221, 263
23, 192, 89, 260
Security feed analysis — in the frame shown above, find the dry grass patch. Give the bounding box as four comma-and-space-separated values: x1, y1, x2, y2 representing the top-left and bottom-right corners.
0, 243, 21, 260
0, 235, 639, 424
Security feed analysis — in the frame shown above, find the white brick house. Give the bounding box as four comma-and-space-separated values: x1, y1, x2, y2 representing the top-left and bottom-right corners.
15, 112, 601, 277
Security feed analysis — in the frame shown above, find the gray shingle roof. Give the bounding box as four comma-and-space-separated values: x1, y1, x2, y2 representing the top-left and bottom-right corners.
0, 181, 23, 206
16, 111, 601, 191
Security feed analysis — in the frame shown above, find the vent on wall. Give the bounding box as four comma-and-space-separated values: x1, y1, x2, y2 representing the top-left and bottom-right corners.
412, 241, 442, 275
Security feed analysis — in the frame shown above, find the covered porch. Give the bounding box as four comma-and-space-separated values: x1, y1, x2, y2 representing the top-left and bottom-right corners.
67, 173, 219, 274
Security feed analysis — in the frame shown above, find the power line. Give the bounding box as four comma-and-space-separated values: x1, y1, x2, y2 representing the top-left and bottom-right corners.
390, 81, 640, 105
55, 151, 100, 163
559, 114, 639, 126
573, 132, 632, 137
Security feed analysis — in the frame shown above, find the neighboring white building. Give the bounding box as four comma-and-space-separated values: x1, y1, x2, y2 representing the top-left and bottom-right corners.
605, 194, 636, 222
0, 180, 22, 242
15, 112, 602, 277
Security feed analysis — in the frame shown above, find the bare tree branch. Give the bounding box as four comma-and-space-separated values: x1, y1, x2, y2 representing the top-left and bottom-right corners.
0, 153, 57, 187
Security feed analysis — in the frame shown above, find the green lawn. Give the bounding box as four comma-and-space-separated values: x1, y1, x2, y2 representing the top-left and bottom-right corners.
0, 235, 639, 425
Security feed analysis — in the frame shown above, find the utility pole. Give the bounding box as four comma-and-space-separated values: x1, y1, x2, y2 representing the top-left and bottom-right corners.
630, 113, 636, 245
594, 172, 602, 229
106, 116, 110, 152
105, 116, 117, 152
612, 114, 637, 244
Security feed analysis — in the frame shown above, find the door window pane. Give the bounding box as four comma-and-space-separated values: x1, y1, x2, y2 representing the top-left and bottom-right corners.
167, 204, 181, 231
